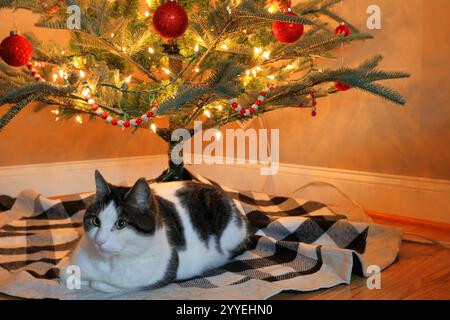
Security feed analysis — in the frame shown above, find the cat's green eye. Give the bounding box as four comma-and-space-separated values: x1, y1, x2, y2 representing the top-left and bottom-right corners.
91, 216, 101, 227
115, 219, 127, 230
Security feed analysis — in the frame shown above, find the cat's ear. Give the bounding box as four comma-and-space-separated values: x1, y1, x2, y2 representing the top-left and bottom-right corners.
126, 178, 151, 211
95, 170, 110, 200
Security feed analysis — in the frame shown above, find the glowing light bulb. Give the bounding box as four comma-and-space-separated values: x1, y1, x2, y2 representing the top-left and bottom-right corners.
59, 70, 64, 78
75, 115, 83, 124
286, 64, 294, 70
125, 75, 132, 83
144, 11, 150, 17
110, 33, 115, 38
221, 44, 229, 50
194, 44, 199, 52
148, 47, 154, 54
204, 110, 211, 118
81, 88, 90, 97
194, 67, 200, 73
216, 131, 222, 141
267, 75, 276, 80
162, 67, 171, 75
79, 70, 86, 78
254, 47, 263, 55
150, 123, 157, 133
262, 51, 270, 60
217, 105, 223, 111
51, 109, 59, 115
52, 73, 58, 82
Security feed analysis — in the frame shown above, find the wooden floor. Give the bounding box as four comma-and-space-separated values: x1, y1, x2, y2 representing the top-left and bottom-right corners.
273, 215, 450, 300
1, 214, 449, 300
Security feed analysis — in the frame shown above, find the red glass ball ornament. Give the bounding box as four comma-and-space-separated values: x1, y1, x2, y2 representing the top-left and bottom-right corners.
335, 23, 351, 37
147, 111, 154, 118
136, 118, 143, 124
272, 12, 304, 44
124, 121, 130, 128
335, 81, 351, 91
232, 102, 238, 108
101, 112, 108, 119
111, 119, 118, 126
311, 110, 317, 117
152, 2, 189, 39
0, 32, 33, 67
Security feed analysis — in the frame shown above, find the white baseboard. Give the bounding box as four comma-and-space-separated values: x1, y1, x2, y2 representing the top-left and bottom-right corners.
1, 155, 449, 224
0, 155, 168, 197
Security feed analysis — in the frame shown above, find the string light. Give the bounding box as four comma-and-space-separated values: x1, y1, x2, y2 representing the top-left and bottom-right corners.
148, 47, 155, 54
221, 44, 229, 50
204, 110, 211, 118
59, 70, 64, 78
75, 115, 83, 124
125, 75, 132, 83
150, 123, 157, 133
216, 131, 222, 141
81, 88, 91, 97
194, 44, 199, 52
254, 47, 263, 55
262, 51, 270, 60
51, 109, 59, 115
162, 67, 171, 75
144, 11, 150, 17
79, 70, 86, 78
52, 73, 58, 82
194, 67, 200, 73
110, 33, 115, 38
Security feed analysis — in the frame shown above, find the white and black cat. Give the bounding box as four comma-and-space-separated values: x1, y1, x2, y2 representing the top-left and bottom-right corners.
60, 171, 248, 293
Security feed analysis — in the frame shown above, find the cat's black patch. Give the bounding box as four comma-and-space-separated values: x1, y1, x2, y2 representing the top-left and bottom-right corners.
155, 195, 186, 249
84, 183, 158, 235
145, 249, 179, 289
176, 182, 240, 249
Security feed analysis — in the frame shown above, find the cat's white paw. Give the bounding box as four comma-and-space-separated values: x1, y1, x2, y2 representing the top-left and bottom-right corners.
90, 281, 125, 293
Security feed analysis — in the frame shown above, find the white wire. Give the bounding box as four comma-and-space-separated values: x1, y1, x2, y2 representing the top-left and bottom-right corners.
254, 114, 449, 250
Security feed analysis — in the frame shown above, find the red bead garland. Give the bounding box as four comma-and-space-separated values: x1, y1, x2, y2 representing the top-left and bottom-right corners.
26, 60, 274, 129
228, 86, 275, 117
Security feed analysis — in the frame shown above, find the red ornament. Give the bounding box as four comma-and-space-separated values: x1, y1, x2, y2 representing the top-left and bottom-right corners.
272, 12, 304, 44
152, 1, 189, 39
335, 81, 351, 91
335, 23, 351, 37
0, 32, 33, 67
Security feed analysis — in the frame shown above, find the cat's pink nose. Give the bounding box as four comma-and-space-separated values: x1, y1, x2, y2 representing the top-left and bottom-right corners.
96, 238, 106, 246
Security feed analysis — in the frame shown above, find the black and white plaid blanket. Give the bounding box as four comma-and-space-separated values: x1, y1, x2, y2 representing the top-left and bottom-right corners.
0, 174, 402, 300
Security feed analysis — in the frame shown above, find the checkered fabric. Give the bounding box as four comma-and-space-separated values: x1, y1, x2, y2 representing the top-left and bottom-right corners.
0, 174, 402, 300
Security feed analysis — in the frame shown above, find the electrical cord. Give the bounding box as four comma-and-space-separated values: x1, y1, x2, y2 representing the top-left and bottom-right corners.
291, 181, 450, 249
252, 117, 449, 250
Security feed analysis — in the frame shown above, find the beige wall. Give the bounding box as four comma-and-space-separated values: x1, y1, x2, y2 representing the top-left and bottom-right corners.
1, 1, 450, 181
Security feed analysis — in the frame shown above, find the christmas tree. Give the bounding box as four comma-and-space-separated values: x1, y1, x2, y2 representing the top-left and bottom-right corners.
0, 0, 409, 180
